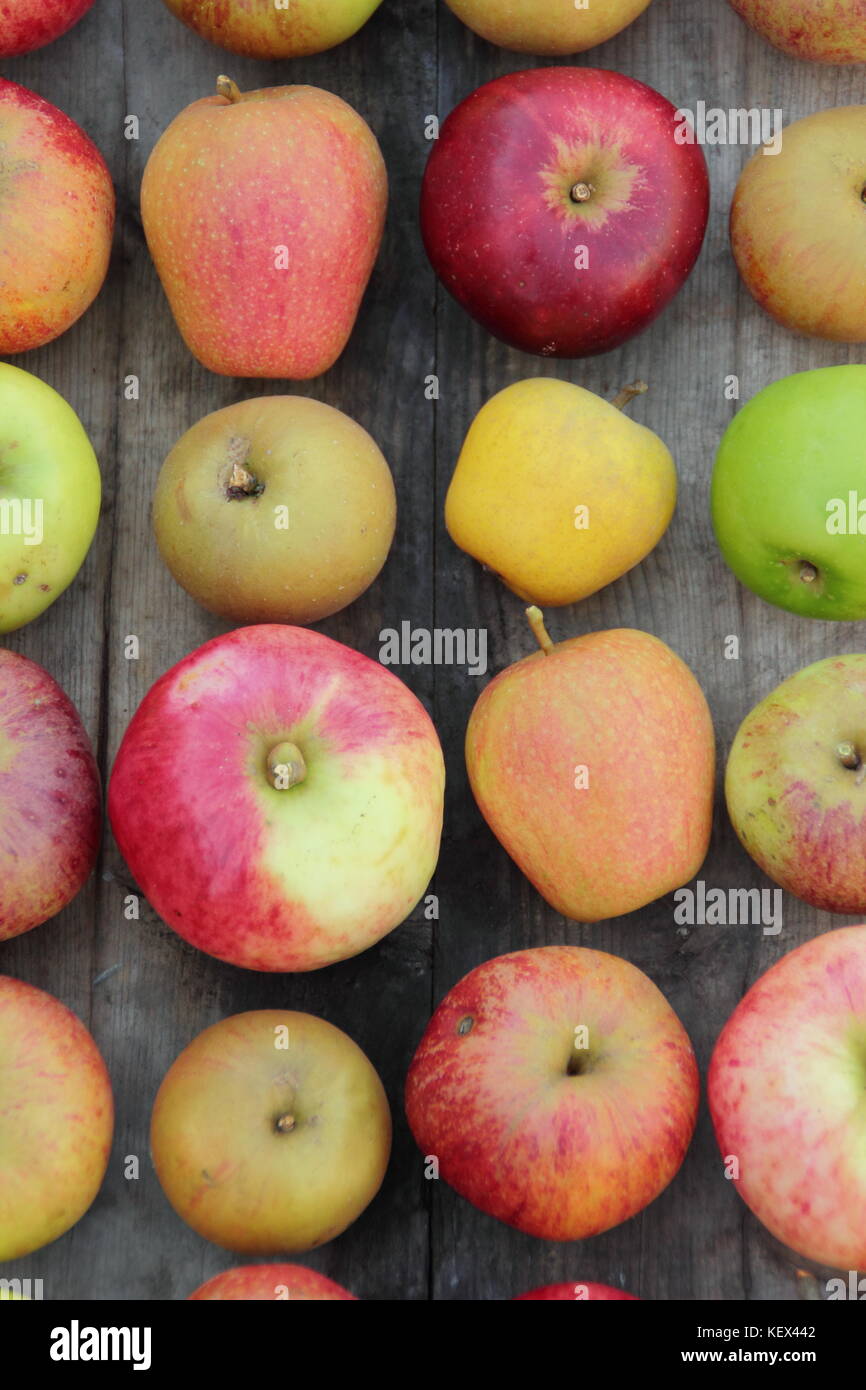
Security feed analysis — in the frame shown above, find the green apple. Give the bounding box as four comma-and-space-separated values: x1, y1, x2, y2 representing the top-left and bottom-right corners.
0, 363, 101, 632
712, 365, 866, 619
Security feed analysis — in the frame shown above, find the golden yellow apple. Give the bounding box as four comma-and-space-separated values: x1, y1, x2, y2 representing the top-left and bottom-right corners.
444, 0, 653, 55
445, 378, 676, 607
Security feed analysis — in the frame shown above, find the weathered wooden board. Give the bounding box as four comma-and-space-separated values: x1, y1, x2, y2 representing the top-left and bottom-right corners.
0, 0, 864, 1301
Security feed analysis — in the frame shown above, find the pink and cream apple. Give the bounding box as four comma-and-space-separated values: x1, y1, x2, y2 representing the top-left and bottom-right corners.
708, 925, 866, 1271
0, 78, 114, 354
514, 1283, 639, 1300
0, 649, 101, 943
0, 976, 113, 1260
0, 0, 94, 56
188, 1265, 356, 1300
421, 67, 709, 358
729, 0, 866, 63
108, 625, 444, 972
405, 945, 699, 1241
152, 1010, 391, 1253
141, 78, 387, 378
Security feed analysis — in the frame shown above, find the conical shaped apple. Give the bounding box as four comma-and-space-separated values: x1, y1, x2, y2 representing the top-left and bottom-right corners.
141, 78, 387, 379
465, 609, 715, 920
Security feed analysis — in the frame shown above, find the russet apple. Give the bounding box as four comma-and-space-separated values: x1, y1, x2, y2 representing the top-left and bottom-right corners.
0, 649, 101, 943
444, 0, 653, 55
0, 0, 94, 56
0, 363, 102, 633
160, 0, 384, 58
421, 67, 708, 358
731, 106, 866, 341
0, 976, 113, 1260
108, 625, 445, 972
141, 78, 387, 379
0, 78, 114, 354
465, 609, 715, 921
188, 1265, 356, 1300
152, 1010, 391, 1254
708, 925, 866, 1271
514, 1283, 638, 1300
406, 945, 699, 1240
729, 0, 866, 63
445, 378, 675, 606
152, 396, 396, 625
726, 654, 866, 913
712, 366, 866, 619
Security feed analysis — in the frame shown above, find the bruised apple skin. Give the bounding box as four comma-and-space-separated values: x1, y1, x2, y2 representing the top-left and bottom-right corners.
406, 946, 699, 1241
0, 79, 114, 354
708, 926, 866, 1271
515, 1283, 639, 1300
0, 0, 94, 57
729, 0, 866, 63
0, 649, 101, 943
108, 625, 445, 972
188, 1265, 357, 1300
141, 78, 387, 379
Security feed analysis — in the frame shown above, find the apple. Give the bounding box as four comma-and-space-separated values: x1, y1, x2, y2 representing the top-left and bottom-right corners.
726, 654, 866, 913
188, 1264, 357, 1300
465, 608, 715, 922
0, 0, 94, 56
141, 78, 387, 379
159, 0, 384, 58
108, 625, 445, 972
712, 365, 866, 619
445, 378, 676, 607
0, 78, 114, 354
731, 106, 866, 342
0, 976, 113, 1260
152, 396, 396, 625
0, 649, 101, 943
729, 0, 866, 63
152, 1010, 391, 1254
708, 925, 866, 1271
514, 1283, 638, 1301
444, 0, 653, 55
0, 363, 102, 633
421, 67, 708, 358
406, 945, 699, 1240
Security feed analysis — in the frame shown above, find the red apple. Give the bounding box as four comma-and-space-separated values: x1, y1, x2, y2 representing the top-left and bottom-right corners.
0, 0, 94, 56
108, 625, 445, 972
421, 67, 708, 358
0, 78, 114, 355
0, 976, 113, 1260
0, 649, 101, 943
405, 946, 699, 1241
188, 1264, 357, 1300
515, 1283, 639, 1300
708, 925, 866, 1272
141, 78, 387, 379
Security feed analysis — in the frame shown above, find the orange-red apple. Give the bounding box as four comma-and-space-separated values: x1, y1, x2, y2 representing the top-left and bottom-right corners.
465, 609, 715, 921
188, 1264, 356, 1300
729, 0, 866, 62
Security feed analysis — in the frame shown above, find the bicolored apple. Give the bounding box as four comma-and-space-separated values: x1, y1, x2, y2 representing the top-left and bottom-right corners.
0, 976, 113, 1260
152, 1010, 391, 1254
514, 1282, 639, 1300
188, 1264, 356, 1300
108, 625, 445, 972
159, 0, 384, 58
729, 0, 866, 63
0, 648, 101, 943
709, 925, 866, 1271
406, 946, 699, 1241
0, 78, 114, 354
0, 0, 94, 56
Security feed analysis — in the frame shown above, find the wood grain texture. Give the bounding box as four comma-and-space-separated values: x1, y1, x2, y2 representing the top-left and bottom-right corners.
0, 0, 863, 1301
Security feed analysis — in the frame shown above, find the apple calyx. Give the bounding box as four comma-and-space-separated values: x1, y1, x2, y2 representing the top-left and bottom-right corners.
274, 1113, 296, 1134
216, 76, 243, 105
266, 741, 307, 790
611, 380, 649, 412
526, 606, 555, 656
799, 561, 819, 584
224, 437, 264, 500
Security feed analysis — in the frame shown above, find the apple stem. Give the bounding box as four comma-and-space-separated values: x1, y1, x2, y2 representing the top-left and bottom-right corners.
570, 181, 594, 204
526, 606, 554, 655
217, 76, 242, 104
611, 381, 649, 412
838, 742, 862, 771
224, 436, 264, 499
275, 1114, 296, 1134
266, 742, 307, 790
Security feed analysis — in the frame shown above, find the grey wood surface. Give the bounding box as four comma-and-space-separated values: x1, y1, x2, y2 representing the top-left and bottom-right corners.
1, 0, 863, 1301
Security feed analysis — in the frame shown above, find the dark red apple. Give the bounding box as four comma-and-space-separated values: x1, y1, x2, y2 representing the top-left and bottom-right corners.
421, 67, 709, 358
515, 1283, 639, 1300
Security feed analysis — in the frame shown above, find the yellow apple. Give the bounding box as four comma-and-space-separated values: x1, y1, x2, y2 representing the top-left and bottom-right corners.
445, 378, 676, 607
443, 0, 653, 54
